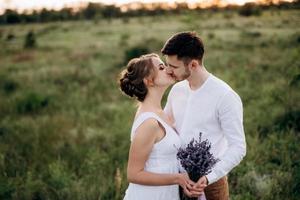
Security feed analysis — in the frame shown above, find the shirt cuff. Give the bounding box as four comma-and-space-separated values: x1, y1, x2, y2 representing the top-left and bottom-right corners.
206, 171, 218, 185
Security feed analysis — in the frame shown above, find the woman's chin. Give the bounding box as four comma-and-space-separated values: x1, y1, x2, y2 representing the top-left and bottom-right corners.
160, 79, 176, 88
162, 82, 174, 89
168, 79, 176, 85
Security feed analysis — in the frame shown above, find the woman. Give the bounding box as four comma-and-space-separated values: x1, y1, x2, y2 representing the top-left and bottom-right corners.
119, 53, 201, 200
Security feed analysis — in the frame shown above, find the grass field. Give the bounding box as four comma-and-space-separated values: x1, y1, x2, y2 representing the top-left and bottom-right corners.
0, 8, 299, 200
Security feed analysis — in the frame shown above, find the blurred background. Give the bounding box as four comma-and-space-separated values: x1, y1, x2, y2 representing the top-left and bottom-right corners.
0, 0, 299, 199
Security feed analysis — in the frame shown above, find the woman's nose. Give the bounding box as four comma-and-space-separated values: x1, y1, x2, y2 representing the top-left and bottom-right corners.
165, 66, 172, 74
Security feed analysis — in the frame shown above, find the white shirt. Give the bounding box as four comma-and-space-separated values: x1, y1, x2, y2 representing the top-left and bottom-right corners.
164, 73, 246, 184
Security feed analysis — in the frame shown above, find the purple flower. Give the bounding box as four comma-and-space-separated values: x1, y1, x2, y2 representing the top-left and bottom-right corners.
176, 132, 220, 200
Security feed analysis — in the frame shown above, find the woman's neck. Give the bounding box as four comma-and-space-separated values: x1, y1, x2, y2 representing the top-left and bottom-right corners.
138, 87, 166, 113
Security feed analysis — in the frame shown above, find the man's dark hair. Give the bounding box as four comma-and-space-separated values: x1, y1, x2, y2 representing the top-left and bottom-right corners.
161, 31, 204, 63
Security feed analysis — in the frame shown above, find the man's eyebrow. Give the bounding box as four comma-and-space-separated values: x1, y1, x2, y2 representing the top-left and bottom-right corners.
167, 63, 180, 68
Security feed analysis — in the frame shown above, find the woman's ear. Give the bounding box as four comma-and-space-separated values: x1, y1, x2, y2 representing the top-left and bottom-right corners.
143, 78, 154, 87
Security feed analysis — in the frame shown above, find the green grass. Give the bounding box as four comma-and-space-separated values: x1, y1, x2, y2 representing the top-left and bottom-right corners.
0, 9, 299, 200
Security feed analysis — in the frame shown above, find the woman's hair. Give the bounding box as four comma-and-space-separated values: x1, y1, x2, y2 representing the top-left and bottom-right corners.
119, 53, 159, 102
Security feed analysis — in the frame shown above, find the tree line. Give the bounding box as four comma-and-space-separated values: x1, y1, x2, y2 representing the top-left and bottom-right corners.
0, 1, 299, 25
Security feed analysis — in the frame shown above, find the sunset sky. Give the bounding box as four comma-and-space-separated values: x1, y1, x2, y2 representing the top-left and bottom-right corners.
0, 0, 293, 13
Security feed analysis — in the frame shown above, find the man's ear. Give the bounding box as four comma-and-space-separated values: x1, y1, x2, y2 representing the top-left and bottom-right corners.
190, 60, 199, 69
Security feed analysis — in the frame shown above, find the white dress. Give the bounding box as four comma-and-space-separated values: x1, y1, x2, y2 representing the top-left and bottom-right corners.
123, 112, 181, 200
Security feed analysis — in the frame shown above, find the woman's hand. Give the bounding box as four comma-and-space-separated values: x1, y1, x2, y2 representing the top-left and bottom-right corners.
176, 173, 205, 197
189, 176, 207, 197
175, 173, 196, 197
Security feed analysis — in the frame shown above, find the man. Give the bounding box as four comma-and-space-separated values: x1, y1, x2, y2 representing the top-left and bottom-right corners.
162, 31, 246, 200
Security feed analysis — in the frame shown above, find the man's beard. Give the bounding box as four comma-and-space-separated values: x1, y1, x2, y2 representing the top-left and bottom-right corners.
176, 67, 191, 81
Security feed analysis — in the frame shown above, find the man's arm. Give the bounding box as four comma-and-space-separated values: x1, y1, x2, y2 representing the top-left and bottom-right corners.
206, 90, 247, 184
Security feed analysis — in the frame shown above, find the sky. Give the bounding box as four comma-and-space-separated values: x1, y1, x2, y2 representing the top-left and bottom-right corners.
0, 0, 293, 13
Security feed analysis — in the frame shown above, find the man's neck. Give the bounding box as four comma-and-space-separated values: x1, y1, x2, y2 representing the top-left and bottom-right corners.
187, 66, 210, 91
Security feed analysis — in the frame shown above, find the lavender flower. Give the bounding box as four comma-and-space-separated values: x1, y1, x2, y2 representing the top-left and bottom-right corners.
176, 132, 220, 200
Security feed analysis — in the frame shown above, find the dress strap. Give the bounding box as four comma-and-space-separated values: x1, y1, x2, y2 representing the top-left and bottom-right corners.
130, 112, 166, 141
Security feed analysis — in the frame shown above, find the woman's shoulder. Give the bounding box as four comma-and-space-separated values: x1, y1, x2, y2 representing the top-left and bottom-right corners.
136, 117, 160, 132
130, 112, 161, 141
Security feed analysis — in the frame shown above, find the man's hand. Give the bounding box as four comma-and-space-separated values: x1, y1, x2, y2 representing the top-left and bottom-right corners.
188, 176, 208, 197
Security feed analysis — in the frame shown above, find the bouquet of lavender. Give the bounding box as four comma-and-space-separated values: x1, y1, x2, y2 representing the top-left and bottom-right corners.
177, 132, 220, 200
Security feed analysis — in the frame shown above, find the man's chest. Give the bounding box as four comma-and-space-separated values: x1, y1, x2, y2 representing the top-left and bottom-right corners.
172, 94, 219, 128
